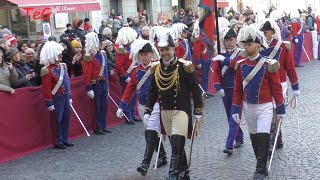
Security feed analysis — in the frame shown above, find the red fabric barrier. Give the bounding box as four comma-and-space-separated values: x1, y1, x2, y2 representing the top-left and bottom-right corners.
286, 32, 314, 63
0, 75, 125, 163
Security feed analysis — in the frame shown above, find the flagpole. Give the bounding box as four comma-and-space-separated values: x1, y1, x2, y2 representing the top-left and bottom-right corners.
213, 0, 221, 54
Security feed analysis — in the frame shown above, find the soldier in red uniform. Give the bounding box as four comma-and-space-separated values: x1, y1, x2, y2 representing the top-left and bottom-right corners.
115, 27, 139, 124
232, 25, 285, 180
259, 18, 300, 154
171, 23, 192, 61
192, 21, 210, 94
40, 41, 74, 149
82, 32, 111, 135
291, 11, 305, 67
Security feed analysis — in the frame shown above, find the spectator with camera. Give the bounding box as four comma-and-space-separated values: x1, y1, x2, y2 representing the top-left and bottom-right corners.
0, 50, 17, 94
25, 48, 42, 86
6, 47, 37, 88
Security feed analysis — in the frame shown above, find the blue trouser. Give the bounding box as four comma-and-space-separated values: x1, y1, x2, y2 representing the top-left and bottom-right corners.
294, 35, 304, 65
53, 93, 71, 145
200, 60, 211, 93
222, 88, 243, 149
92, 81, 108, 130
120, 80, 136, 120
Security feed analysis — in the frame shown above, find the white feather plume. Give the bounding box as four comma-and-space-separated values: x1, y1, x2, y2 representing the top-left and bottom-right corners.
40, 41, 64, 66
115, 27, 138, 46
157, 28, 173, 48
85, 32, 99, 55
290, 10, 300, 19
269, 10, 284, 20
170, 23, 188, 40
129, 39, 160, 62
218, 17, 230, 29
149, 26, 168, 43
259, 18, 282, 40
219, 27, 230, 53
192, 20, 200, 38
237, 25, 268, 49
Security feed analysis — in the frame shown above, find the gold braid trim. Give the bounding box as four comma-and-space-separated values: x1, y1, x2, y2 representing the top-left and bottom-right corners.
154, 64, 180, 92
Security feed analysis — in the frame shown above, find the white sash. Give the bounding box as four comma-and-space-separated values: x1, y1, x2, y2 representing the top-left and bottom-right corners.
268, 40, 282, 59
242, 57, 267, 89
222, 48, 240, 77
51, 63, 64, 95
137, 68, 151, 91
98, 51, 106, 78
182, 39, 189, 60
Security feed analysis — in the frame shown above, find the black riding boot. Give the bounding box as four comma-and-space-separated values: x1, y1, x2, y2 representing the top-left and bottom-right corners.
276, 129, 283, 148
167, 135, 185, 180
155, 137, 168, 168
250, 134, 258, 158
253, 133, 270, 180
178, 150, 190, 180
137, 130, 158, 176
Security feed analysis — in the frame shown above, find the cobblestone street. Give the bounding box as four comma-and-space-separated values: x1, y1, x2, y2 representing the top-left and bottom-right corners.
1, 60, 320, 180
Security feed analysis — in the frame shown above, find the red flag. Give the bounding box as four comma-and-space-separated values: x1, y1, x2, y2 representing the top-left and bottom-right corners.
198, 0, 215, 56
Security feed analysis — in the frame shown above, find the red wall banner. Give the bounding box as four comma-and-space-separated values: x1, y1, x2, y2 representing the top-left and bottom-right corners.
0, 75, 125, 163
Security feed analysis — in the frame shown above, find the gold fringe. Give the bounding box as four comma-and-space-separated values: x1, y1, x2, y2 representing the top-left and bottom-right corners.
40, 67, 49, 77
115, 47, 127, 54
183, 63, 194, 73
83, 54, 92, 62
267, 61, 280, 73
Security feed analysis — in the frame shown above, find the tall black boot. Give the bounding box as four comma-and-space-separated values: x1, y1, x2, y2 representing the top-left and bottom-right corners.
276, 129, 283, 148
250, 134, 258, 158
167, 135, 185, 180
137, 130, 158, 176
253, 133, 270, 180
178, 150, 190, 180
154, 137, 168, 168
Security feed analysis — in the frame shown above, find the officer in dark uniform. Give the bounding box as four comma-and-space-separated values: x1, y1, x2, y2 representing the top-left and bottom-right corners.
144, 30, 204, 180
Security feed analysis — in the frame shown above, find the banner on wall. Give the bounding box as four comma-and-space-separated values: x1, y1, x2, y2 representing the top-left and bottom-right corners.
42, 22, 52, 40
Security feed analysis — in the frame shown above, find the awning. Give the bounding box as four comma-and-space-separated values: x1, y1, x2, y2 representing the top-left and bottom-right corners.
6, 0, 101, 14
217, 0, 229, 8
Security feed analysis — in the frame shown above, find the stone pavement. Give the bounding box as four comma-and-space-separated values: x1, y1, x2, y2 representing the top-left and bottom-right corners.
1, 60, 320, 180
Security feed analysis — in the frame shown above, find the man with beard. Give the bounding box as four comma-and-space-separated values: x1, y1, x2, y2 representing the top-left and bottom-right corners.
144, 30, 203, 180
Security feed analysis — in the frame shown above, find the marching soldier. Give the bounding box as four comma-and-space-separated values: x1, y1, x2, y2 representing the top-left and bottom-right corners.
40, 41, 74, 149
259, 18, 300, 155
116, 39, 167, 176
82, 32, 111, 135
231, 25, 285, 180
291, 11, 305, 67
171, 23, 192, 61
192, 20, 211, 94
115, 27, 139, 124
144, 30, 204, 180
212, 27, 244, 155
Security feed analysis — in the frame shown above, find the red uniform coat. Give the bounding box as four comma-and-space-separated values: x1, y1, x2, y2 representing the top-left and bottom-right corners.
261, 39, 299, 90
231, 55, 285, 115
115, 45, 131, 81
291, 19, 303, 40
175, 39, 191, 60
41, 63, 71, 107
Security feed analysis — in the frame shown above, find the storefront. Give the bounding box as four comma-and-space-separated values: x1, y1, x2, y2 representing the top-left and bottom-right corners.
0, 0, 101, 42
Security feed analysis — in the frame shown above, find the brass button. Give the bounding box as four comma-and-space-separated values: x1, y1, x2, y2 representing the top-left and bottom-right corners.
174, 101, 176, 103
161, 106, 163, 109
174, 107, 177, 109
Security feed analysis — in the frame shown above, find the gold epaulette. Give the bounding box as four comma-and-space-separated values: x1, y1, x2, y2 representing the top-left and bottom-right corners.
150, 61, 160, 74
40, 67, 49, 77
266, 59, 280, 73
178, 58, 194, 73
292, 19, 298, 23
191, 36, 200, 42
282, 41, 291, 50
83, 54, 92, 62
115, 47, 127, 54
234, 59, 246, 71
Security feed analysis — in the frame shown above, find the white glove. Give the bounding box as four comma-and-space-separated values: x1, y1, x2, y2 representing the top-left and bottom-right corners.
116, 108, 124, 118
144, 114, 150, 122
69, 99, 73, 104
196, 64, 202, 69
48, 105, 55, 111
217, 89, 225, 97
294, 39, 299, 43
194, 115, 202, 121
232, 114, 241, 124
212, 55, 225, 62
125, 77, 131, 83
87, 90, 94, 99
277, 114, 286, 119
293, 90, 300, 97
